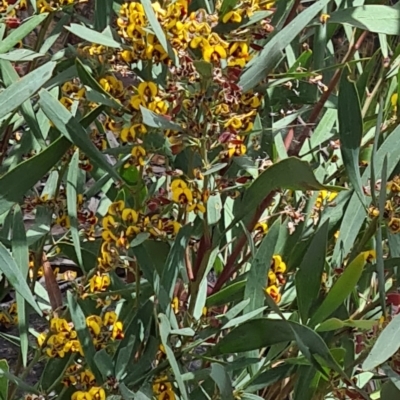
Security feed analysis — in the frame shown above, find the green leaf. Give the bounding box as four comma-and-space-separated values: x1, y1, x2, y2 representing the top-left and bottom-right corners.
219, 0, 238, 18
67, 292, 102, 383
244, 218, 280, 315
212, 318, 341, 373
67, 150, 83, 268
162, 224, 192, 297
94, 349, 114, 380
328, 6, 400, 36
0, 59, 45, 148
0, 49, 42, 62
0, 13, 48, 53
0, 360, 8, 400
296, 220, 329, 323
140, 106, 183, 131
158, 314, 188, 400
207, 193, 222, 225
38, 89, 121, 182
0, 61, 56, 120
40, 355, 74, 391
238, 0, 330, 91
0, 241, 41, 315
65, 23, 121, 48
94, 0, 113, 30
332, 124, 400, 265
210, 364, 234, 400
0, 137, 70, 216
12, 206, 29, 367
140, 0, 178, 65
338, 70, 364, 205
238, 157, 344, 222
381, 380, 400, 400
309, 253, 366, 327
115, 335, 135, 381
363, 312, 400, 371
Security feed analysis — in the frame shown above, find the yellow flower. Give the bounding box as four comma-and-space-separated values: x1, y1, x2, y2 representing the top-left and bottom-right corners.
265, 285, 281, 303
320, 13, 330, 24
138, 81, 158, 101
389, 217, 400, 233
50, 318, 72, 333
171, 179, 193, 204
203, 41, 227, 63
272, 255, 286, 274
171, 297, 179, 314
112, 321, 124, 340
103, 311, 118, 326
64, 340, 83, 355
153, 377, 176, 399
80, 369, 96, 386
122, 208, 139, 224
88, 387, 106, 400
228, 42, 251, 68
254, 222, 268, 235
37, 332, 47, 347
120, 124, 147, 142
108, 200, 125, 215
71, 391, 93, 400
392, 93, 398, 112
131, 146, 146, 166
102, 215, 117, 230
222, 10, 242, 23
187, 201, 206, 214
89, 274, 111, 293
363, 250, 376, 263
101, 229, 119, 243
268, 270, 277, 286
86, 315, 103, 336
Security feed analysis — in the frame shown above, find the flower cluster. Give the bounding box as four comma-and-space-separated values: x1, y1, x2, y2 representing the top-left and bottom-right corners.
86, 311, 124, 349
265, 255, 287, 303
38, 313, 123, 357
37, 317, 82, 358
98, 200, 181, 271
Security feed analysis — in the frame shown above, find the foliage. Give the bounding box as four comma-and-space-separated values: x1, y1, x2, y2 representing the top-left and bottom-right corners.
0, 0, 400, 400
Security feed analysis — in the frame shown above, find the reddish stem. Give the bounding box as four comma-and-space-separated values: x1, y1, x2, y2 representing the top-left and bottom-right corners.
290, 30, 369, 156
210, 191, 276, 294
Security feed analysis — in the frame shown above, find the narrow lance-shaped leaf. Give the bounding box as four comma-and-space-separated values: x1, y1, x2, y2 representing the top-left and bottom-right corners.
12, 205, 29, 367
67, 292, 102, 383
238, 0, 330, 91
0, 59, 45, 148
338, 70, 364, 205
0, 136, 71, 216
65, 23, 121, 48
363, 312, 400, 371
0, 13, 48, 53
0, 61, 56, 120
236, 157, 344, 224
67, 150, 83, 269
0, 241, 42, 316
309, 252, 367, 328
296, 220, 329, 323
38, 89, 121, 182
159, 314, 188, 400
328, 6, 400, 36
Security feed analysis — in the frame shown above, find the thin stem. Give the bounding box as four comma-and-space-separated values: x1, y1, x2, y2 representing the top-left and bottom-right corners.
291, 30, 369, 156
210, 191, 276, 294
